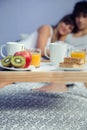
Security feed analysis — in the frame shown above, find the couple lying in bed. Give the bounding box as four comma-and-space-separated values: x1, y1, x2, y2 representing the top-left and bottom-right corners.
1, 1, 87, 92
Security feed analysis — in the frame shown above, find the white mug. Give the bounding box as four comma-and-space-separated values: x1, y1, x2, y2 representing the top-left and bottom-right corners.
45, 41, 73, 66
0, 42, 25, 57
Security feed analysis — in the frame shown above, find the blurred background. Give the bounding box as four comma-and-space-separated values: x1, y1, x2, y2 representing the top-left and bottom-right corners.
0, 0, 81, 45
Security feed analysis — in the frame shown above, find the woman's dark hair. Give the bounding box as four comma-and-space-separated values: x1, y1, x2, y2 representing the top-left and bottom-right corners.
59, 14, 75, 26
73, 1, 87, 17
52, 14, 75, 29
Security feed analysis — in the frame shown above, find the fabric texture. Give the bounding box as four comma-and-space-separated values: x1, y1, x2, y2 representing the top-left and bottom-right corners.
0, 82, 87, 130
65, 33, 87, 50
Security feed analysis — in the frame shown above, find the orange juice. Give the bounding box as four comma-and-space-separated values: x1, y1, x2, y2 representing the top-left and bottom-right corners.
71, 51, 86, 63
31, 51, 41, 68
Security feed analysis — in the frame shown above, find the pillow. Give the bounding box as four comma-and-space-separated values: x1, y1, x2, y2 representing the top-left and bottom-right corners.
20, 33, 30, 40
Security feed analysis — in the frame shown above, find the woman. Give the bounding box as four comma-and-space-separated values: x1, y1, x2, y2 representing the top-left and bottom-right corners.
20, 14, 75, 56
0, 14, 75, 88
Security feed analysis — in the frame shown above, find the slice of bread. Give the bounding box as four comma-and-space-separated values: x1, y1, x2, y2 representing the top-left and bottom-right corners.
59, 62, 82, 68
64, 57, 85, 65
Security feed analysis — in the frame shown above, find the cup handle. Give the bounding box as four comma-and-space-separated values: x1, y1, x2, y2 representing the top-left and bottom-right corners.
67, 46, 74, 57
21, 45, 24, 51
44, 44, 50, 59
0, 44, 6, 57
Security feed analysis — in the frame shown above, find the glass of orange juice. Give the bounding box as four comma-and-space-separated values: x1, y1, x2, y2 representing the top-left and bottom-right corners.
70, 49, 86, 63
30, 48, 41, 68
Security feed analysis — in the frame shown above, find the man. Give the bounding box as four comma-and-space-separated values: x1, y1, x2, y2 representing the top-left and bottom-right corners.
33, 1, 87, 92
65, 1, 87, 48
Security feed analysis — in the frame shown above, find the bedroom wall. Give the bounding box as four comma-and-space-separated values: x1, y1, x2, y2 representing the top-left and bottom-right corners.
0, 0, 81, 46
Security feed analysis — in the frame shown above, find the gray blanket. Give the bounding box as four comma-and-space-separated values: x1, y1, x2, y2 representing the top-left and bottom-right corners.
0, 82, 87, 130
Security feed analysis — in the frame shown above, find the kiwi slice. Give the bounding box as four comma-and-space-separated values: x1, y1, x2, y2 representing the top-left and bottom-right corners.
11, 56, 26, 68
1, 55, 13, 67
